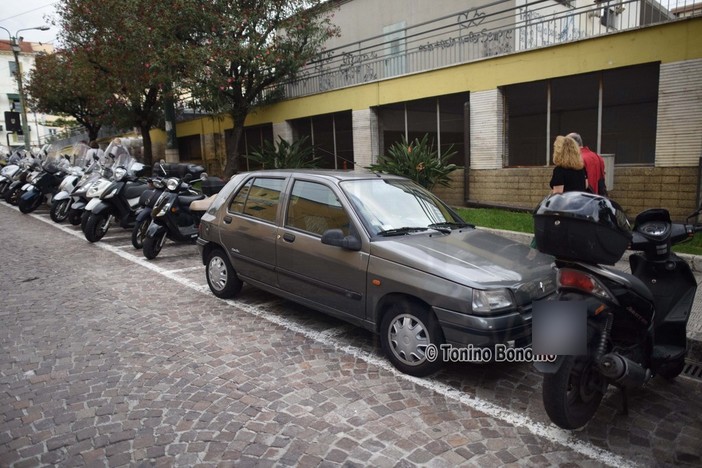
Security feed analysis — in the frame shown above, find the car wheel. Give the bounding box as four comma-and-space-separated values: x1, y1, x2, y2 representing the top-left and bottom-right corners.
50, 199, 71, 223
380, 299, 445, 377
206, 248, 242, 299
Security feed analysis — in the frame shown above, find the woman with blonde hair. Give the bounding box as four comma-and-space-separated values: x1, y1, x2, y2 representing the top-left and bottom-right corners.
549, 135, 588, 194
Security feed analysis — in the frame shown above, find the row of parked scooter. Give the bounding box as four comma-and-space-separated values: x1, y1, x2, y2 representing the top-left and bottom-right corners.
0, 139, 226, 259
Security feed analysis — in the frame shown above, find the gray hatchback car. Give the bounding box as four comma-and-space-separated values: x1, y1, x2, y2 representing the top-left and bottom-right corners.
197, 169, 556, 376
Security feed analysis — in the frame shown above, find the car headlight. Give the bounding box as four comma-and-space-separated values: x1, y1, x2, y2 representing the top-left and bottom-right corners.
166, 178, 179, 191
472, 289, 515, 314
114, 167, 127, 181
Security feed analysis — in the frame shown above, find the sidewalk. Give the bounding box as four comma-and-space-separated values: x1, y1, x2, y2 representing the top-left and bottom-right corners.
480, 227, 702, 362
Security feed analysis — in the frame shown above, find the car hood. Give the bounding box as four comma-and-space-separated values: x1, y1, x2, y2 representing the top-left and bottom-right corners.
370, 228, 556, 303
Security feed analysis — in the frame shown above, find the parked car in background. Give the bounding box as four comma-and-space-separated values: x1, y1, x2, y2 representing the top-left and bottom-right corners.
197, 170, 556, 376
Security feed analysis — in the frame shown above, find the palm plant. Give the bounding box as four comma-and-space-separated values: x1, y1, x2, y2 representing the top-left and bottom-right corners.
367, 134, 461, 190
248, 136, 319, 169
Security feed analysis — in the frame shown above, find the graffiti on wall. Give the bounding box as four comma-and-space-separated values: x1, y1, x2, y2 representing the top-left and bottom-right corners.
418, 8, 513, 57
518, 7, 587, 47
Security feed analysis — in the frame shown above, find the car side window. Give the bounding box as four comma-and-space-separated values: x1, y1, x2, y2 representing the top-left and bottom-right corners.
228, 177, 284, 223
286, 180, 350, 236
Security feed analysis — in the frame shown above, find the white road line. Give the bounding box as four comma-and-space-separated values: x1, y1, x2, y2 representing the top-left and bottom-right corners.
166, 266, 204, 273
114, 244, 136, 249
24, 208, 634, 468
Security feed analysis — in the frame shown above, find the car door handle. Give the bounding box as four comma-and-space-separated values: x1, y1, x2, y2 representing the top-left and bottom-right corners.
223, 215, 232, 224
283, 233, 295, 243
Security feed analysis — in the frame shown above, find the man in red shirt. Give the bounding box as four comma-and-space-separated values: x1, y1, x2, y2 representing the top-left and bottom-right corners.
567, 132, 606, 196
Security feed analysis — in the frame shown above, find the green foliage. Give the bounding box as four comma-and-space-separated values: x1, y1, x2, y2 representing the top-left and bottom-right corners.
455, 207, 534, 233
26, 50, 112, 141
367, 134, 461, 190
455, 206, 702, 256
183, 0, 340, 176
248, 136, 319, 169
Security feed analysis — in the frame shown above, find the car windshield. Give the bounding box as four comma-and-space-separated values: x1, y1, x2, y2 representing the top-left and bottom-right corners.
340, 178, 467, 237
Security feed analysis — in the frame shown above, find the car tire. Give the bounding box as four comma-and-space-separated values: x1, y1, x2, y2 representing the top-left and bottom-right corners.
380, 299, 445, 377
205, 248, 242, 299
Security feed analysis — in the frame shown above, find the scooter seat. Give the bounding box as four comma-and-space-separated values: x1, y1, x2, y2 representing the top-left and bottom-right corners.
124, 182, 148, 199
178, 194, 205, 209
190, 195, 216, 212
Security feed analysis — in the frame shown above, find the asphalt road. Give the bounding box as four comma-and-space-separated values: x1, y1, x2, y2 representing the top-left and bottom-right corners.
0, 201, 701, 467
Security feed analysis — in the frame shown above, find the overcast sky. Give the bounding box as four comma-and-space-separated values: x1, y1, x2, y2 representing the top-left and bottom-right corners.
0, 0, 59, 46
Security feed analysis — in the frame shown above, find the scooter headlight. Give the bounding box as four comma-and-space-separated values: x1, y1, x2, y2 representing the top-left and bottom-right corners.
166, 178, 179, 191
114, 167, 127, 181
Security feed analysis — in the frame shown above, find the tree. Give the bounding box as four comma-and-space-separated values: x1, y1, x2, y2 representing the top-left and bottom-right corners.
26, 49, 112, 142
54, 0, 201, 165
186, 0, 339, 176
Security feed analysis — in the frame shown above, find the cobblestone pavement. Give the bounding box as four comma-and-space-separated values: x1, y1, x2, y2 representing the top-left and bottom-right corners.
1, 202, 701, 468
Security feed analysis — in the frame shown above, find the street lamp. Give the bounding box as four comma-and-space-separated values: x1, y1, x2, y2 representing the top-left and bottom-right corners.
0, 25, 50, 150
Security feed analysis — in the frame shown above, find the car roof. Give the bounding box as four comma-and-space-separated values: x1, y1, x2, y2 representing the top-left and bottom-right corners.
238, 168, 408, 182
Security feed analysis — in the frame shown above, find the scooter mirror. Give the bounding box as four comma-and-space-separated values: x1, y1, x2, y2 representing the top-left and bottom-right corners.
200, 172, 208, 181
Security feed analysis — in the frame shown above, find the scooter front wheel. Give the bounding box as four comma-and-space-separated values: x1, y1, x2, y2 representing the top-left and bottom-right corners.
542, 355, 607, 430
19, 194, 43, 214
50, 199, 71, 222
84, 213, 111, 242
143, 230, 167, 259
5, 187, 22, 205
68, 209, 82, 226
131, 219, 149, 249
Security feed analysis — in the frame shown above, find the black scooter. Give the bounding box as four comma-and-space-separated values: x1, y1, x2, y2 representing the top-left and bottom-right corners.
532, 192, 701, 430
131, 178, 166, 249
82, 168, 149, 243
142, 174, 225, 259
131, 162, 208, 249
18, 158, 68, 214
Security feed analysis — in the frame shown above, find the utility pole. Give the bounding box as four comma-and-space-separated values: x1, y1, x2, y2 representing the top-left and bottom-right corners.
0, 25, 50, 150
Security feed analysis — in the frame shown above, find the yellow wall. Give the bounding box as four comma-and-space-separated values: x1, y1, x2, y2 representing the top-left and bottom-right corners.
235, 18, 702, 126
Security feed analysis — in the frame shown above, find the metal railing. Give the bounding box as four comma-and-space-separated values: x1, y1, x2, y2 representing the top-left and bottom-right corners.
281, 0, 699, 98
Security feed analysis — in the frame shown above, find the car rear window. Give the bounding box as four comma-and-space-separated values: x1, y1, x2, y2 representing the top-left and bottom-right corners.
229, 177, 285, 223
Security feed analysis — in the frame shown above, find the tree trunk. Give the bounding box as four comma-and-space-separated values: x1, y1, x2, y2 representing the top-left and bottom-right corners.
87, 124, 102, 142
224, 113, 247, 178
140, 124, 153, 167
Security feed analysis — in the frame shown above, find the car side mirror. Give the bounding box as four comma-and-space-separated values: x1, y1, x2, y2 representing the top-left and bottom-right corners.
321, 229, 361, 251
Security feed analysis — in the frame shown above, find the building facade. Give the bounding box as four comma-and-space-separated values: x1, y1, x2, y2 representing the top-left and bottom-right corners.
172, 0, 702, 220
0, 40, 58, 149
